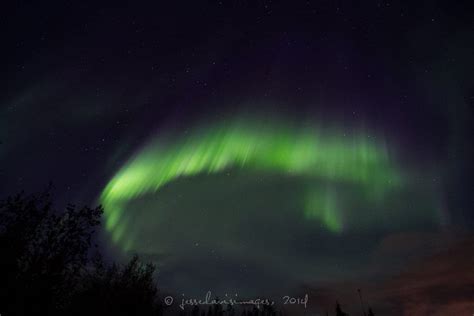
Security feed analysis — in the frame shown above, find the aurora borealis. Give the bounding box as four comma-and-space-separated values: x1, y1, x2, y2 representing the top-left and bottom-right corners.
2, 1, 473, 315
100, 118, 398, 244
100, 116, 445, 253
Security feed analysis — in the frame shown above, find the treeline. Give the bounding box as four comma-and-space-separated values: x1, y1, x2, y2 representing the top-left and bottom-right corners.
174, 301, 372, 316
0, 189, 373, 315
0, 189, 161, 315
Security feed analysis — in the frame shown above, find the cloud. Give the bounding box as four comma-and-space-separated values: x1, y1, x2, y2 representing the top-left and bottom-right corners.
300, 233, 474, 315
379, 235, 474, 315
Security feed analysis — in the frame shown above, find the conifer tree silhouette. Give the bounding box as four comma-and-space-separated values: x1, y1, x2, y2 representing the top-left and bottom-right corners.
335, 301, 349, 316
367, 307, 375, 316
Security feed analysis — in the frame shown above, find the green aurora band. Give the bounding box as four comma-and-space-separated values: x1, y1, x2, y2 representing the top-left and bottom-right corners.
100, 117, 415, 251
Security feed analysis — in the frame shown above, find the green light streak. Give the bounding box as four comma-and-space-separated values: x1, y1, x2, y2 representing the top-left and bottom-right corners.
305, 187, 343, 233
99, 118, 402, 249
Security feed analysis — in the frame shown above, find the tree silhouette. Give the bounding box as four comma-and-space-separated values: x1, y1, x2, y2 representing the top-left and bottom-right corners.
0, 188, 102, 315
68, 254, 161, 316
0, 188, 160, 316
335, 301, 349, 316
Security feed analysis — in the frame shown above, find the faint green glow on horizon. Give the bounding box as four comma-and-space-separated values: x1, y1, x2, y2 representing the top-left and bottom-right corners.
99, 117, 403, 250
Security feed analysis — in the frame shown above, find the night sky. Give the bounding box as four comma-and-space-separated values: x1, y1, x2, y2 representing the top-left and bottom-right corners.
2, 1, 474, 315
